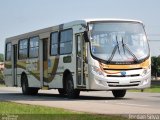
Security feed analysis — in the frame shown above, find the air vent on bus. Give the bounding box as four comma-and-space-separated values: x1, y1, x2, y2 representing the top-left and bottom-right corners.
130, 81, 141, 83
103, 68, 142, 71
107, 81, 140, 87
108, 84, 139, 87
106, 74, 140, 77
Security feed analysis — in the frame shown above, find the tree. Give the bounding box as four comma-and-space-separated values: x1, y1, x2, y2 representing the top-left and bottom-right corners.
0, 53, 4, 62
0, 53, 4, 81
151, 56, 160, 80
0, 71, 4, 81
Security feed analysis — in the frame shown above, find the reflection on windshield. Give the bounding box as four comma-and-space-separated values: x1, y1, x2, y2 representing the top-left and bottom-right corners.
90, 22, 149, 63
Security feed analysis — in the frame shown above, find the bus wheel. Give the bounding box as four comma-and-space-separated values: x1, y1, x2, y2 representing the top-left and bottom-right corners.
21, 75, 38, 95
58, 88, 66, 96
112, 90, 126, 98
66, 74, 80, 99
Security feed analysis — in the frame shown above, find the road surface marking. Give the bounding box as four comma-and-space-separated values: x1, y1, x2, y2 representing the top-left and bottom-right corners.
104, 101, 109, 103
116, 102, 149, 107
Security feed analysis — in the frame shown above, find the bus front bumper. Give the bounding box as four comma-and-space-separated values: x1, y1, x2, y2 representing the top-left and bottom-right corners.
89, 72, 151, 90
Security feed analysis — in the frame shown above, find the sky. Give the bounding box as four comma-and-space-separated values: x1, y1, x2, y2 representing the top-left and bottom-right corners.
0, 0, 160, 54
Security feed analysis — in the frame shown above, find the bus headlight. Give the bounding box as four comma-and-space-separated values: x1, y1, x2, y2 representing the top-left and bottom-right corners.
91, 66, 105, 77
142, 65, 151, 76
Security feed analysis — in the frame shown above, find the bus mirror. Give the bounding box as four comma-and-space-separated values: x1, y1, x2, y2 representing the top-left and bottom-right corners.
83, 31, 89, 42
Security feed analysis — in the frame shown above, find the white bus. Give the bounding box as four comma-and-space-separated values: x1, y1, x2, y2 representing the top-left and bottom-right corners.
4, 19, 151, 98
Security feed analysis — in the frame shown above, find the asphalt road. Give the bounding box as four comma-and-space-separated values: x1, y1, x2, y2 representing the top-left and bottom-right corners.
0, 87, 160, 114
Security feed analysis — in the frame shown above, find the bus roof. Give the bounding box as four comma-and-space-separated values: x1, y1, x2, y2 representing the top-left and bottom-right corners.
5, 18, 143, 42
84, 18, 143, 23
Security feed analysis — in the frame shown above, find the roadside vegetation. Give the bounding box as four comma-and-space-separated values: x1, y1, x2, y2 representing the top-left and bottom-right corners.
0, 84, 5, 87
0, 53, 4, 84
129, 85, 160, 93
0, 101, 128, 120
0, 53, 4, 62
0, 71, 4, 83
151, 56, 160, 80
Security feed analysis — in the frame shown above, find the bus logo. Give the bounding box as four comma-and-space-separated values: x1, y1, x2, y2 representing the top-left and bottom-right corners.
121, 71, 126, 76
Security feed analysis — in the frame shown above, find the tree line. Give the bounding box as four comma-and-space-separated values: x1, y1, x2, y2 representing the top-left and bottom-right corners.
0, 53, 3, 62
0, 53, 4, 81
151, 56, 160, 79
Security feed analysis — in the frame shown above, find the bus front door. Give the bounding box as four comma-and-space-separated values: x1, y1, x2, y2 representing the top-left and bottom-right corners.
76, 34, 86, 87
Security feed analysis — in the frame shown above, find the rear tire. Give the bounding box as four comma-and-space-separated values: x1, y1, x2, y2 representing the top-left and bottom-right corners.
112, 90, 126, 98
21, 74, 39, 95
66, 74, 80, 99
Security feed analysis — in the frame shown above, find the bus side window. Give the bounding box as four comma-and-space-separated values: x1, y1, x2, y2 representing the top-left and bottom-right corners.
18, 39, 28, 59
60, 29, 73, 55
29, 37, 39, 58
50, 32, 58, 56
6, 43, 12, 61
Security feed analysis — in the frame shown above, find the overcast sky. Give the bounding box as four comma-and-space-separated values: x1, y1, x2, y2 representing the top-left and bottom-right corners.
0, 0, 160, 54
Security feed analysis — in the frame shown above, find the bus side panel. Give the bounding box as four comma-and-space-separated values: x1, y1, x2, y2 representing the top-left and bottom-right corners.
47, 56, 63, 88
4, 61, 13, 86
16, 59, 41, 88
26, 58, 41, 88
47, 54, 75, 89
16, 60, 26, 87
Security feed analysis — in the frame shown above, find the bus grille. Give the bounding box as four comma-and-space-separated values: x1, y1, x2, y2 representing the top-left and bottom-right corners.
103, 68, 142, 71
108, 84, 139, 87
106, 74, 140, 77
107, 81, 140, 87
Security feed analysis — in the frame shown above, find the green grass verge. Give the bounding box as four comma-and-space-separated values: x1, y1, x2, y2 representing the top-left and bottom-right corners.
0, 83, 5, 87
0, 101, 128, 120
129, 85, 160, 93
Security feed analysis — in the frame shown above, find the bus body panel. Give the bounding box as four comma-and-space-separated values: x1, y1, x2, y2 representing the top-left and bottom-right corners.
4, 61, 13, 86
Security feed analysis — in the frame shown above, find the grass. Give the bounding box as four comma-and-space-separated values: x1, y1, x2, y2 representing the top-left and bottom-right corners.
129, 85, 160, 93
0, 101, 129, 120
0, 83, 5, 87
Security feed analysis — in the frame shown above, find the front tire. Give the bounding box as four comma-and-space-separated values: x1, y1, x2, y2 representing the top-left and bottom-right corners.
112, 90, 126, 98
66, 74, 80, 99
21, 74, 39, 95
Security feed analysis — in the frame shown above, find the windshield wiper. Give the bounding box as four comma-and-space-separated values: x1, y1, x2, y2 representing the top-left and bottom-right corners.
116, 36, 120, 55
123, 44, 138, 62
108, 37, 138, 63
108, 36, 120, 62
122, 38, 125, 54
121, 38, 138, 62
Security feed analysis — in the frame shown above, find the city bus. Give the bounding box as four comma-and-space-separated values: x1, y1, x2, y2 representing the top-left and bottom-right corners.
4, 19, 151, 98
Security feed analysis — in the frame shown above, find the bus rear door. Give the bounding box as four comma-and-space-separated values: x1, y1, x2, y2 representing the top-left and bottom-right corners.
13, 44, 18, 86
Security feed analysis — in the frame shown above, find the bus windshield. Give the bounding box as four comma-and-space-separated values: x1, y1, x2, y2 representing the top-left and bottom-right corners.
89, 22, 149, 63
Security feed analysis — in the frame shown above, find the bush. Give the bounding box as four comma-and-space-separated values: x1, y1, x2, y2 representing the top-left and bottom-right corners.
0, 70, 4, 83
0, 53, 4, 83
151, 56, 160, 79
0, 53, 4, 62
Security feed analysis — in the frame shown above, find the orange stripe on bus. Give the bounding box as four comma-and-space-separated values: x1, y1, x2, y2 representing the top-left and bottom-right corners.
99, 58, 150, 70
